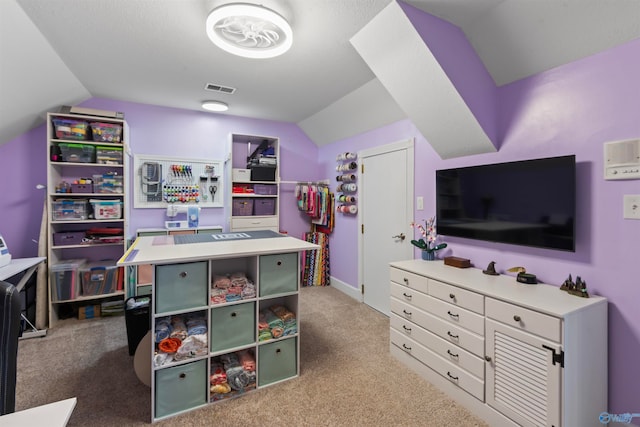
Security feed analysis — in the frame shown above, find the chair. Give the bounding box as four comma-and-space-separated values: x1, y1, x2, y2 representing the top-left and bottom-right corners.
0, 281, 21, 415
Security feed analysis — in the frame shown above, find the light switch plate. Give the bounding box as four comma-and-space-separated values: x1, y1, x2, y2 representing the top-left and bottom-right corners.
623, 195, 640, 219
417, 196, 424, 211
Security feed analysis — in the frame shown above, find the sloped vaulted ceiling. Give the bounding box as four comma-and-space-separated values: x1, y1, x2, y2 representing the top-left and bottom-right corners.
351, 1, 498, 159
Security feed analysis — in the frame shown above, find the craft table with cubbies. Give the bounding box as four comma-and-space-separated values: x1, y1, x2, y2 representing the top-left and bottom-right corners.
117, 232, 318, 422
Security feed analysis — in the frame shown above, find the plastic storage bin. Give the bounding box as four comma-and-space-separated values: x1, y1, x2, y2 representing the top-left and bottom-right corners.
90, 199, 122, 219
93, 173, 123, 194
52, 199, 88, 221
50, 259, 85, 302
125, 295, 151, 355
90, 122, 123, 143
58, 143, 95, 163
253, 199, 276, 216
96, 146, 123, 164
79, 260, 119, 296
232, 199, 254, 216
52, 118, 89, 140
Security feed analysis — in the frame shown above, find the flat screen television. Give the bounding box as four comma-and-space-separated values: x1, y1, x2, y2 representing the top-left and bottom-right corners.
436, 155, 576, 251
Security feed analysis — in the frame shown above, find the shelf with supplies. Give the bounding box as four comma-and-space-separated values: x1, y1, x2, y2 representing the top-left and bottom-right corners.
46, 110, 129, 327
230, 134, 279, 232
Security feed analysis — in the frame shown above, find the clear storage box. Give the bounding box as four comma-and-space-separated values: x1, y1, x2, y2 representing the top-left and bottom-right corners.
52, 199, 88, 221
96, 146, 123, 165
93, 173, 123, 194
58, 143, 95, 163
79, 260, 119, 296
90, 199, 122, 219
90, 122, 123, 143
50, 259, 86, 302
52, 118, 88, 140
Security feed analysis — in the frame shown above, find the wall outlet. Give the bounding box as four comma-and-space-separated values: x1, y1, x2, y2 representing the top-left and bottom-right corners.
623, 195, 640, 219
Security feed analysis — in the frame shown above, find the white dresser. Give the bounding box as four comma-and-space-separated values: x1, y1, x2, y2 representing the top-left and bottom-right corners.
389, 260, 607, 427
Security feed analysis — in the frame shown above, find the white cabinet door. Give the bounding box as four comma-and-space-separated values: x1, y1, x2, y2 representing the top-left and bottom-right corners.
485, 319, 562, 427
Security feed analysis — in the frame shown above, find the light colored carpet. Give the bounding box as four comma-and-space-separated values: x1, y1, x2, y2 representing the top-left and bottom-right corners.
16, 286, 487, 426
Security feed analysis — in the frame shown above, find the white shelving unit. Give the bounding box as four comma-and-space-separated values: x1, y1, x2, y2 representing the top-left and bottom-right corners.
46, 112, 129, 327
230, 134, 279, 232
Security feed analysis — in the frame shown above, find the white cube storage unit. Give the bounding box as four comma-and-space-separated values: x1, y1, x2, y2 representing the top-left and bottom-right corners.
389, 260, 607, 427
119, 234, 318, 422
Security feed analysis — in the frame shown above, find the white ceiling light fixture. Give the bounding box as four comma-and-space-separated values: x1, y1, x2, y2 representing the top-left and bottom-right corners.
202, 101, 229, 112
206, 3, 293, 59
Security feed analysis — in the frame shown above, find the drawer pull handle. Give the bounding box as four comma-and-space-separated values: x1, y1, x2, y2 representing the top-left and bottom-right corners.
402, 309, 412, 316
449, 293, 456, 299
402, 325, 412, 332
513, 315, 522, 322
447, 311, 459, 319
277, 261, 282, 266
179, 373, 186, 379
231, 312, 237, 317
402, 344, 411, 351
403, 278, 409, 284
485, 356, 492, 362
403, 292, 412, 299
276, 348, 281, 354
179, 271, 187, 278
447, 331, 459, 339
447, 371, 459, 381
447, 349, 459, 358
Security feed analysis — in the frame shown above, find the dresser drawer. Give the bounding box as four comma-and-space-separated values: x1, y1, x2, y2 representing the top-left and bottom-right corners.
155, 261, 208, 314
426, 297, 485, 336
486, 298, 561, 343
391, 298, 484, 357
390, 329, 484, 401
231, 216, 278, 231
390, 267, 428, 292
391, 313, 484, 380
390, 282, 430, 312
428, 279, 484, 315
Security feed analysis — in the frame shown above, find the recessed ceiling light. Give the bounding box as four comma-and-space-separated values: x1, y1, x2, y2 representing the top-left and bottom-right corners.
202, 101, 229, 112
205, 3, 293, 59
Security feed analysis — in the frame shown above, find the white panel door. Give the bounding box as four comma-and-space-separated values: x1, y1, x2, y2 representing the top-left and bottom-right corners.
486, 319, 562, 427
360, 139, 413, 315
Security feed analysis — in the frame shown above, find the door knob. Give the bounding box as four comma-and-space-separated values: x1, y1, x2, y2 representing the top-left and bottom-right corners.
392, 233, 406, 241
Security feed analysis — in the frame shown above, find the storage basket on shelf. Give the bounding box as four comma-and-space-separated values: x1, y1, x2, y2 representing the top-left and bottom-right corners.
52, 118, 89, 140
232, 199, 254, 216
90, 199, 122, 220
49, 259, 86, 302
253, 184, 277, 195
254, 199, 276, 216
89, 122, 123, 143
52, 231, 85, 246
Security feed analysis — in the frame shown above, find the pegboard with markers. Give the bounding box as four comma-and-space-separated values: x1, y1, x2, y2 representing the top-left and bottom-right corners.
133, 154, 225, 208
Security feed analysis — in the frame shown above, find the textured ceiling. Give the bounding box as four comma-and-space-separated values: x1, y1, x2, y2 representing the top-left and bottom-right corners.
2, 0, 639, 146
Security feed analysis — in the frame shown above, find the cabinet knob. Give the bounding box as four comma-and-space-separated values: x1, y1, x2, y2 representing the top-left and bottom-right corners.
179, 373, 186, 379
485, 356, 492, 362
449, 293, 456, 300
403, 278, 409, 285
179, 271, 187, 278
513, 315, 522, 322
277, 261, 282, 266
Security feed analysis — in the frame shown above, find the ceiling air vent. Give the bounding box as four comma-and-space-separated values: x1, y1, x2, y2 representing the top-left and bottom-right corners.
205, 83, 236, 94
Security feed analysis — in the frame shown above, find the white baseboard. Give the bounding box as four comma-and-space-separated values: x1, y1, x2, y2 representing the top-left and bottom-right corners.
329, 276, 362, 302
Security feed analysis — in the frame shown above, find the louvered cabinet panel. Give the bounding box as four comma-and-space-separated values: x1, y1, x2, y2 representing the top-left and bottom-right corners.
486, 319, 561, 427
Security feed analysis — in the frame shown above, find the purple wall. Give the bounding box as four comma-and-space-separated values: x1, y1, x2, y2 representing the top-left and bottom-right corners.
320, 38, 640, 413
0, 99, 320, 257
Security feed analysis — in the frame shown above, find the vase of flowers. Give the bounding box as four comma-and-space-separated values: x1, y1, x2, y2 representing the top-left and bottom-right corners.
411, 217, 447, 260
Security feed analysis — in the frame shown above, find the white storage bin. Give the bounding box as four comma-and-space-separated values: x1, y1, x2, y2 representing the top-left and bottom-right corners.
90, 199, 122, 220
232, 168, 251, 182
